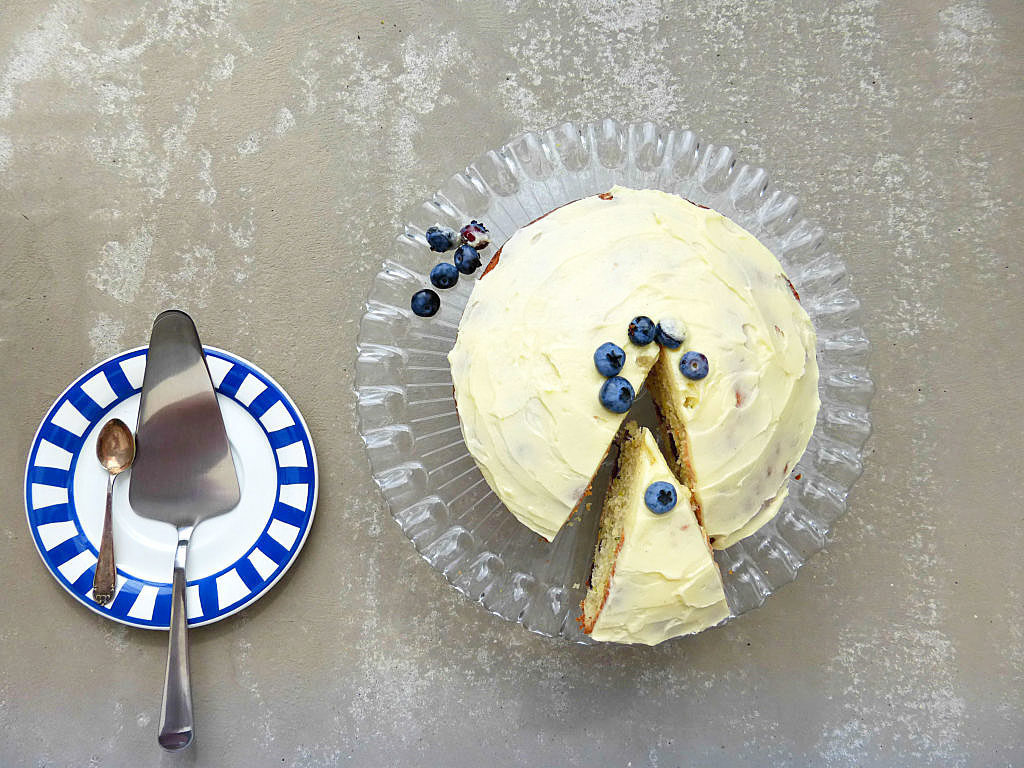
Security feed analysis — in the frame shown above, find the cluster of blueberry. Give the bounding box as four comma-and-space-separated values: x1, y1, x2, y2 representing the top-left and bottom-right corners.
644, 480, 678, 515
594, 315, 711, 413
410, 221, 491, 317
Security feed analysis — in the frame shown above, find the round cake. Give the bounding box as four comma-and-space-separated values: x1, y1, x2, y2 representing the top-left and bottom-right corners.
447, 186, 819, 552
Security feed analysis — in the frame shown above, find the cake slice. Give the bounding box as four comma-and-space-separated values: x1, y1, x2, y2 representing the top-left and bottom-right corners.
582, 423, 730, 644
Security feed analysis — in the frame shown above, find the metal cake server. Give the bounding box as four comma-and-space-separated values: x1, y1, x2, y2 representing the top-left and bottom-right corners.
129, 310, 240, 751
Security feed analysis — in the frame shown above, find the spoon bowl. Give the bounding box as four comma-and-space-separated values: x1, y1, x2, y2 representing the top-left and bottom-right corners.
96, 418, 135, 475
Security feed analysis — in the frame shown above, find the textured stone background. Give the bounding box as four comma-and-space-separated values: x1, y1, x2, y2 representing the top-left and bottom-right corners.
1, 1, 1021, 766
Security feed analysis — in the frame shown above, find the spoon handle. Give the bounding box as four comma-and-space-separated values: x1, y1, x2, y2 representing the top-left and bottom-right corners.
92, 473, 117, 605
158, 529, 194, 751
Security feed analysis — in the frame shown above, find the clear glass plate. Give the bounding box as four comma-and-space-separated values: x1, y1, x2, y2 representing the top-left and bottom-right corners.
355, 119, 873, 643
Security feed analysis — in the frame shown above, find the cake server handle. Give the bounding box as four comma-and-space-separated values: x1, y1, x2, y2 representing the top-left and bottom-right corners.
158, 527, 194, 751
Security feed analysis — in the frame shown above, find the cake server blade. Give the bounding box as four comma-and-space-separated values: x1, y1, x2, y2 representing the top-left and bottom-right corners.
128, 309, 240, 751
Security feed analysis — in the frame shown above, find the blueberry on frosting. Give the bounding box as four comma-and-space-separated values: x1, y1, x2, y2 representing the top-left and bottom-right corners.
425, 226, 457, 253
599, 376, 634, 413
644, 481, 677, 514
680, 351, 709, 380
655, 318, 685, 349
410, 289, 441, 317
628, 316, 656, 345
594, 342, 626, 377
454, 244, 482, 275
460, 220, 490, 250
430, 262, 459, 289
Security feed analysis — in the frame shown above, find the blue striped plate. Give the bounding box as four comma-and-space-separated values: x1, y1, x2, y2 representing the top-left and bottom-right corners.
24, 346, 318, 629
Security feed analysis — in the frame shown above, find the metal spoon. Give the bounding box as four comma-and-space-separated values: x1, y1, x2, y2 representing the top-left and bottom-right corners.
92, 418, 135, 605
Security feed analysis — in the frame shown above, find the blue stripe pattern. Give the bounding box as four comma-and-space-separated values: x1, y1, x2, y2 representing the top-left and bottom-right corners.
24, 346, 316, 630
33, 504, 72, 525
255, 532, 289, 564
66, 387, 103, 424
268, 425, 306, 449
274, 500, 308, 527
278, 467, 313, 485
109, 578, 143, 616
32, 467, 69, 487
153, 585, 173, 623
47, 536, 88, 568
43, 425, 83, 453
104, 364, 135, 399
198, 579, 218, 618
71, 564, 96, 594
247, 387, 278, 419
216, 365, 247, 398
234, 558, 263, 591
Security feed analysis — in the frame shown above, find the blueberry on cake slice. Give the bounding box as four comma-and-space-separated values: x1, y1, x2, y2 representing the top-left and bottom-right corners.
582, 423, 729, 644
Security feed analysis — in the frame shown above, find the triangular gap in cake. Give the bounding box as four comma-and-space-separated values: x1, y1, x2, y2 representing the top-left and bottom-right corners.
580, 421, 639, 634
568, 346, 700, 556
562, 425, 626, 528
643, 347, 707, 529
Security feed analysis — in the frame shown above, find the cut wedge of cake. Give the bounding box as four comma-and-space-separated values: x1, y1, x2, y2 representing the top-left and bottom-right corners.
582, 423, 729, 644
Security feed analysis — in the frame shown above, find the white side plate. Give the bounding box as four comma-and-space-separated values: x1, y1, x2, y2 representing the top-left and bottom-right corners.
25, 346, 318, 629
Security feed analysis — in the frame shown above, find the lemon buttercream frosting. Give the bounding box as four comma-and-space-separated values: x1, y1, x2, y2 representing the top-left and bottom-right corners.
448, 186, 819, 546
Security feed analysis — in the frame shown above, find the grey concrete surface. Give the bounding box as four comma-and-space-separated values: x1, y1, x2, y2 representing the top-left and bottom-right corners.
1, 0, 1021, 766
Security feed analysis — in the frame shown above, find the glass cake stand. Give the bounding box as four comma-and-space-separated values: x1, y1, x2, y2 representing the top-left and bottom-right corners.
355, 119, 873, 643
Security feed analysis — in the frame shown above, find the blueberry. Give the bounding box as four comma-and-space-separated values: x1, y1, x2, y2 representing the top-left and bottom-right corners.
655, 318, 685, 349
454, 244, 482, 274
410, 289, 441, 317
459, 220, 490, 250
644, 481, 678, 514
593, 342, 626, 377
680, 351, 709, 380
598, 376, 634, 413
425, 226, 456, 253
430, 262, 459, 289
628, 316, 656, 345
